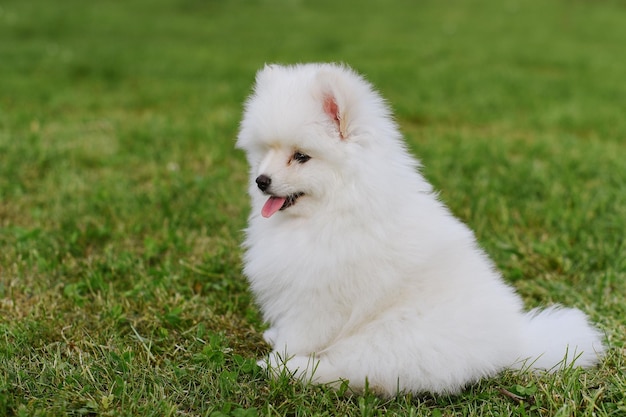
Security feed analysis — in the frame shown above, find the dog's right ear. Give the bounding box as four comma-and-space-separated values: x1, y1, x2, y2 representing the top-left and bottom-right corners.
254, 63, 280, 88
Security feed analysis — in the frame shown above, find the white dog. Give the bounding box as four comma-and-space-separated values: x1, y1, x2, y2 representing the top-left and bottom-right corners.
236, 63, 605, 396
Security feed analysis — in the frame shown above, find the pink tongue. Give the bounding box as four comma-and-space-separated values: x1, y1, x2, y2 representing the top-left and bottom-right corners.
261, 196, 287, 218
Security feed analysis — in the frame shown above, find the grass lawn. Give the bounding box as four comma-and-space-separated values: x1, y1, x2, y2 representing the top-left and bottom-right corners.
1, 0, 625, 415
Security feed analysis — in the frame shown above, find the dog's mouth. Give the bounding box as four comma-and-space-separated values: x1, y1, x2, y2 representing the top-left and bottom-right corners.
261, 192, 304, 218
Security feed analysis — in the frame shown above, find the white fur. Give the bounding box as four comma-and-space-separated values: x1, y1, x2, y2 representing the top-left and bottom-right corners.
236, 63, 605, 396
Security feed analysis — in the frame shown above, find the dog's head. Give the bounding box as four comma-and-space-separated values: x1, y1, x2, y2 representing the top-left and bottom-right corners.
236, 63, 400, 219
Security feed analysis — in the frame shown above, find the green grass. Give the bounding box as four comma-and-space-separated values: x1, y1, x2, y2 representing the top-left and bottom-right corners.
1, 0, 625, 415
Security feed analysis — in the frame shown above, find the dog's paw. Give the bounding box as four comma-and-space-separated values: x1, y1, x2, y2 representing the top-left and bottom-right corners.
258, 351, 320, 382
256, 351, 286, 374
256, 358, 268, 370
262, 328, 278, 346
284, 355, 320, 383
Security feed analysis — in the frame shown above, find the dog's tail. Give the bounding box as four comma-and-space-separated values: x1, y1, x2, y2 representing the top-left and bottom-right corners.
514, 306, 605, 371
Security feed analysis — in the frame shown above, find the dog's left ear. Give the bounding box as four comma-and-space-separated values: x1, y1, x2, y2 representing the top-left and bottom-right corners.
317, 67, 351, 140
322, 93, 347, 140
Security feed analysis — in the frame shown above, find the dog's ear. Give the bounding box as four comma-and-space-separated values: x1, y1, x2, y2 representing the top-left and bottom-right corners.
322, 94, 347, 140
254, 63, 280, 88
317, 67, 352, 140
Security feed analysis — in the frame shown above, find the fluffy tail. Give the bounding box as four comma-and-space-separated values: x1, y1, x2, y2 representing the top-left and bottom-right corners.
513, 306, 605, 371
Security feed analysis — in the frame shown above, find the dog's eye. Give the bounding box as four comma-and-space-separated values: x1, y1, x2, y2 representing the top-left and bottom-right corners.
293, 151, 311, 164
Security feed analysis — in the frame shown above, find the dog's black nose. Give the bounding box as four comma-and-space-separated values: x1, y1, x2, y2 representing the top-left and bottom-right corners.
256, 174, 271, 192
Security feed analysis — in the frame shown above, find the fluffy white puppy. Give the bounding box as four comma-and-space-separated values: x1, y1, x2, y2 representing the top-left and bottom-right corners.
236, 63, 605, 396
